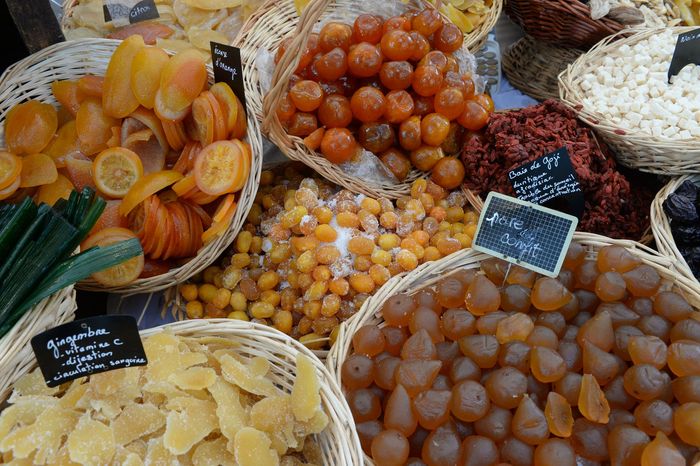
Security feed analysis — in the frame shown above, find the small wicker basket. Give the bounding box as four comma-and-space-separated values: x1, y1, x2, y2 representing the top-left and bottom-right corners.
558, 27, 700, 176
0, 288, 77, 402
651, 175, 700, 286
0, 39, 263, 294
502, 35, 583, 101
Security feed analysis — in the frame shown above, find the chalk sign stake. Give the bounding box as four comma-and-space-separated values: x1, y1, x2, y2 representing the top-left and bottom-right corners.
668, 28, 700, 83
210, 42, 247, 110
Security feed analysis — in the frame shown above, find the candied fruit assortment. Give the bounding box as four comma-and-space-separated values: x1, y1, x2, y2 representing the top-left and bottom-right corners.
340, 242, 700, 465
178, 166, 477, 348
274, 7, 494, 189
0, 332, 329, 465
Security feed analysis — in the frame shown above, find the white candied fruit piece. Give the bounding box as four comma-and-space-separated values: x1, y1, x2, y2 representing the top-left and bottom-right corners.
234, 427, 279, 466
67, 415, 116, 464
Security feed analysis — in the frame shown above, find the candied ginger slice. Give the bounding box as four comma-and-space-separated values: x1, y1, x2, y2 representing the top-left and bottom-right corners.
180, 352, 208, 368
90, 397, 123, 419
299, 409, 329, 435
12, 370, 58, 397
208, 378, 248, 442
112, 403, 166, 445
291, 354, 321, 422
169, 367, 217, 390
124, 439, 147, 459
90, 366, 142, 397
47, 447, 80, 466
234, 427, 279, 466
143, 381, 189, 399
163, 398, 218, 455
0, 398, 57, 438
220, 354, 279, 397
143, 333, 183, 382
58, 382, 88, 408
192, 437, 235, 466
250, 356, 271, 377
250, 395, 297, 449
66, 415, 116, 464
145, 437, 178, 465
0, 407, 79, 461
122, 452, 144, 466
183, 336, 239, 347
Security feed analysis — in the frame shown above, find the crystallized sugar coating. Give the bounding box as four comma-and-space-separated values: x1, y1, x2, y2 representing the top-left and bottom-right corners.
579, 29, 700, 139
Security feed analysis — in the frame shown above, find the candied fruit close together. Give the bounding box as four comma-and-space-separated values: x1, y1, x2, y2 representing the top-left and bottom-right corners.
342, 243, 700, 466
274, 8, 494, 189
179, 166, 477, 349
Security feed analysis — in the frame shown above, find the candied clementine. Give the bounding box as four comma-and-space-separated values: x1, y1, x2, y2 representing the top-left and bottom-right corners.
419, 51, 449, 74
321, 128, 357, 163
353, 14, 384, 44
380, 149, 412, 181
318, 94, 353, 128
421, 113, 451, 146
350, 86, 386, 123
434, 87, 466, 120
290, 80, 324, 112
413, 65, 443, 97
276, 92, 296, 123
383, 15, 411, 32
431, 157, 465, 189
287, 112, 318, 137
399, 115, 422, 151
358, 123, 395, 154
434, 23, 463, 53
5, 100, 58, 155
381, 29, 414, 61
380, 61, 414, 90
385, 90, 415, 124
473, 93, 495, 113
319, 22, 353, 52
347, 43, 383, 78
412, 8, 443, 36
316, 48, 348, 81
457, 101, 490, 131
410, 145, 443, 171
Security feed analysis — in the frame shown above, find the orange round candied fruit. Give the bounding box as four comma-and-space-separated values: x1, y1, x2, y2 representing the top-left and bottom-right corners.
434, 23, 463, 53
380, 61, 414, 90
318, 94, 353, 128
419, 51, 449, 74
381, 29, 415, 61
473, 93, 495, 113
412, 8, 443, 36
434, 87, 466, 120
413, 65, 443, 97
321, 128, 358, 163
385, 90, 415, 124
383, 15, 411, 33
289, 80, 324, 112
316, 48, 348, 81
319, 22, 353, 52
276, 92, 296, 123
287, 112, 318, 137
353, 14, 384, 44
431, 157, 465, 189
399, 116, 422, 151
381, 148, 412, 181
351, 86, 386, 123
421, 113, 450, 146
413, 94, 435, 116
409, 31, 431, 62
458, 101, 490, 131
347, 43, 383, 78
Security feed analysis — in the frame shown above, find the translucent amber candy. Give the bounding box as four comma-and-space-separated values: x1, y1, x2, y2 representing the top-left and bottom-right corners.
178, 167, 476, 348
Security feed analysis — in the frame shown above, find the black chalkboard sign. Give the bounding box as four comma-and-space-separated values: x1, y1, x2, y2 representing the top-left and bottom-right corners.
668, 28, 700, 83
31, 315, 147, 387
103, 0, 159, 25
472, 192, 578, 277
508, 147, 584, 220
210, 42, 247, 110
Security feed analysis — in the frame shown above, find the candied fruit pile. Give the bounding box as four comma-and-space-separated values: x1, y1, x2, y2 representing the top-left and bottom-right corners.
341, 242, 700, 466
274, 8, 494, 189
0, 333, 328, 466
178, 165, 477, 348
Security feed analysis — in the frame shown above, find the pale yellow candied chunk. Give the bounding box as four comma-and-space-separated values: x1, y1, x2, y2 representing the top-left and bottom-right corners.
90, 366, 142, 397
0, 407, 79, 461
47, 446, 80, 465
0, 397, 58, 438
163, 397, 218, 455
169, 366, 217, 390
66, 415, 116, 464
219, 354, 279, 397
249, 356, 271, 378
145, 437, 178, 465
180, 351, 208, 368
250, 395, 297, 450
143, 380, 189, 399
192, 437, 235, 466
234, 427, 279, 466
207, 378, 248, 442
112, 403, 166, 445
291, 354, 321, 422
11, 370, 58, 397
299, 409, 329, 436
57, 381, 88, 409
143, 333, 183, 382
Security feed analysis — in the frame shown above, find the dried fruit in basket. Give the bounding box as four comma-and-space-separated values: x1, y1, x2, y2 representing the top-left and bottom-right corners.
156, 49, 207, 121
18, 153, 58, 188
103, 35, 145, 118
82, 227, 145, 285
92, 147, 144, 198
131, 46, 170, 109
5, 100, 58, 155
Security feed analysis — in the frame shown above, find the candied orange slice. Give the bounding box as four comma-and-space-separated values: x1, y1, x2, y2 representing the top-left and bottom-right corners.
162, 120, 188, 150
76, 98, 119, 155
19, 153, 57, 188
44, 120, 79, 167
193, 140, 243, 196
230, 97, 247, 139
190, 94, 215, 146
5, 100, 58, 155
202, 198, 236, 244
131, 47, 170, 109
230, 139, 251, 193
187, 188, 219, 205
82, 227, 144, 286
0, 176, 20, 201
93, 147, 144, 198
108, 22, 174, 45
51, 80, 82, 116
209, 82, 238, 136
103, 35, 145, 118
213, 194, 235, 223
202, 91, 226, 142
77, 75, 104, 98
0, 151, 22, 190
35, 174, 74, 206
172, 173, 197, 197
64, 152, 96, 191
156, 49, 207, 121
120, 170, 183, 216
129, 107, 169, 156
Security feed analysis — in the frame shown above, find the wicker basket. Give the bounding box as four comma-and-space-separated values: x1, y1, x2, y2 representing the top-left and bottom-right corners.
327, 233, 700, 459
502, 35, 583, 101
651, 175, 700, 286
251, 0, 499, 199
0, 39, 263, 294
559, 27, 700, 176
0, 287, 77, 401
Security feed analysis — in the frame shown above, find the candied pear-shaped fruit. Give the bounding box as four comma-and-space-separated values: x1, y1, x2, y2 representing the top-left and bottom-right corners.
545, 392, 573, 438
597, 245, 641, 273
608, 424, 649, 466
628, 335, 667, 369
533, 438, 576, 466
396, 360, 442, 397
384, 384, 418, 437
512, 395, 549, 445
674, 402, 700, 447
402, 329, 437, 360
531, 277, 572, 311
578, 374, 610, 424
465, 274, 501, 315
641, 432, 685, 466
413, 390, 451, 430
496, 313, 534, 344
582, 341, 619, 386
103, 35, 144, 118
577, 310, 614, 352
668, 340, 700, 377
530, 346, 566, 383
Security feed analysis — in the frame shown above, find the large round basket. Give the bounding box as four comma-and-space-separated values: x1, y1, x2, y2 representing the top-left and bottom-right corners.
651, 174, 700, 286
327, 232, 700, 462
559, 27, 700, 176
502, 35, 583, 101
257, 0, 500, 199
0, 287, 76, 401
0, 39, 263, 294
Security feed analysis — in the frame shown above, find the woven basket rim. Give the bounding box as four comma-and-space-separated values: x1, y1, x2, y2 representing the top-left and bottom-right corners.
0, 38, 263, 294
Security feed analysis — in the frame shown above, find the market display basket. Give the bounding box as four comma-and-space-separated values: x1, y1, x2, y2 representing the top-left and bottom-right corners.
0, 287, 76, 401
0, 39, 263, 294
502, 35, 583, 101
651, 174, 700, 285
258, 0, 500, 199
559, 27, 700, 175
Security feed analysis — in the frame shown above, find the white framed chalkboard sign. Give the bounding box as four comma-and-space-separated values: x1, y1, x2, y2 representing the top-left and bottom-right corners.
472, 192, 578, 277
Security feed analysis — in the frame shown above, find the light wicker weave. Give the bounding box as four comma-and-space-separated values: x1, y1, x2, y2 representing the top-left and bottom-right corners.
247, 0, 499, 199
559, 27, 700, 175
327, 232, 700, 454
0, 39, 263, 294
651, 175, 700, 286
502, 35, 583, 101
0, 287, 77, 402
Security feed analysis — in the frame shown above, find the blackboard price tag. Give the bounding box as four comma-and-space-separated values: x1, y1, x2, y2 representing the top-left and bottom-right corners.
31, 316, 147, 388
103, 0, 159, 26
210, 42, 247, 110
668, 28, 700, 83
473, 192, 578, 277
508, 146, 584, 220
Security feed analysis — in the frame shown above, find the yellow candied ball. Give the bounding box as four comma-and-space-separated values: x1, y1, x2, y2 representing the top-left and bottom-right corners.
296, 250, 318, 273
202, 266, 221, 284
198, 284, 218, 304
300, 333, 326, 350
284, 197, 296, 211
260, 290, 281, 307
411, 179, 428, 198
349, 272, 375, 293
247, 203, 262, 225
212, 288, 231, 309
454, 232, 472, 248
228, 310, 250, 321
258, 271, 280, 291
230, 253, 251, 268
465, 224, 477, 237
369, 264, 391, 286
273, 310, 293, 334
312, 265, 332, 282
250, 236, 263, 254
378, 233, 401, 251
261, 194, 275, 210
315, 224, 338, 242
329, 278, 350, 296
321, 294, 341, 316
380, 211, 398, 229
361, 197, 381, 215
397, 249, 419, 271
446, 206, 464, 223
186, 301, 204, 319
371, 249, 392, 267
464, 210, 477, 224
250, 302, 275, 319
230, 291, 247, 312
236, 231, 253, 253
260, 170, 274, 185
337, 211, 360, 228
180, 283, 198, 302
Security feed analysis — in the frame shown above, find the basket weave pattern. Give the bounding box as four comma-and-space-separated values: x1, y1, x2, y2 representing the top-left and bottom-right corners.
0, 39, 263, 294
559, 27, 700, 176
